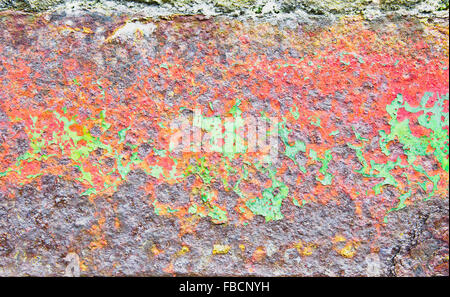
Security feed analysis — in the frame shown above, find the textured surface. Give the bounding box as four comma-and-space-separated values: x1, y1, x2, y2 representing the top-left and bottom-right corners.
1, 0, 449, 16
0, 4, 448, 276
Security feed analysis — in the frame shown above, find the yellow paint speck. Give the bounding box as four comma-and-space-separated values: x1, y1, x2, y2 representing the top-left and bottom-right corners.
294, 240, 317, 256
213, 244, 231, 255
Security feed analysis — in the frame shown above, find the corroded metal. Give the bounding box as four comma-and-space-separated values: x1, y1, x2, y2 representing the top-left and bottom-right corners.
0, 9, 448, 276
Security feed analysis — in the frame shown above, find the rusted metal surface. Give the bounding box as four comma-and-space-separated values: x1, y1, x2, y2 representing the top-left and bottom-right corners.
0, 10, 448, 276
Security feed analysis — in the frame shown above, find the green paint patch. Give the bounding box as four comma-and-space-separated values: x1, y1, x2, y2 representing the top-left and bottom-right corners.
349, 92, 449, 213
279, 118, 307, 172
329, 130, 340, 136
316, 150, 334, 186
246, 163, 289, 221
309, 115, 321, 127
309, 149, 334, 185
208, 205, 228, 224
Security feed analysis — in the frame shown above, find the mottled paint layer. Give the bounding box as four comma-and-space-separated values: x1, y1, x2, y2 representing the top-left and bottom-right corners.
0, 11, 448, 275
